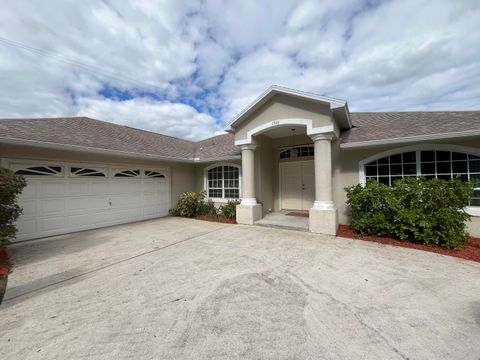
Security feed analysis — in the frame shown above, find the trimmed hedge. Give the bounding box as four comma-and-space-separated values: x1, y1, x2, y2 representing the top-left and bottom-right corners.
345, 177, 473, 249
0, 167, 27, 246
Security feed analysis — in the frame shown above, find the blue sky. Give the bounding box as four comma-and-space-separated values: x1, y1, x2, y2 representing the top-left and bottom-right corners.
0, 0, 479, 140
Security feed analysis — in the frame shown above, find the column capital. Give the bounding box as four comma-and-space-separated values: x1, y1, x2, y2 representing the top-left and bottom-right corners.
240, 144, 259, 151
310, 132, 335, 142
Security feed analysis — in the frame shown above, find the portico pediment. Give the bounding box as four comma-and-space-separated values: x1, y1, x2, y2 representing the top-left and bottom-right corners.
227, 85, 351, 145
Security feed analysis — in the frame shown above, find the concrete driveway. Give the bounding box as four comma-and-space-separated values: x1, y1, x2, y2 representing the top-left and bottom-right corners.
1, 217, 479, 360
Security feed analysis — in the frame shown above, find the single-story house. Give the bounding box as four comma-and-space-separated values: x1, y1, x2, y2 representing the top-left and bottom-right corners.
1, 85, 479, 241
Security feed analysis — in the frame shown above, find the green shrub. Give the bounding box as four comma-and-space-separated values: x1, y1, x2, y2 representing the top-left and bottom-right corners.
198, 200, 218, 216
169, 191, 220, 218
0, 167, 27, 246
169, 191, 204, 217
219, 200, 240, 219
345, 177, 473, 249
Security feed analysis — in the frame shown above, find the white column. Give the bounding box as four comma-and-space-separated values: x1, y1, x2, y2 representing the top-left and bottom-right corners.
240, 144, 257, 205
308, 132, 337, 235
311, 133, 335, 209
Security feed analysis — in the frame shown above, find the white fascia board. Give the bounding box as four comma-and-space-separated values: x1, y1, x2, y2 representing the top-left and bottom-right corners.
0, 137, 195, 163
193, 155, 241, 163
340, 130, 480, 149
226, 85, 347, 129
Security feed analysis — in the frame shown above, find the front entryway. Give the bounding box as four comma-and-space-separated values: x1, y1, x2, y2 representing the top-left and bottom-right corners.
280, 161, 314, 210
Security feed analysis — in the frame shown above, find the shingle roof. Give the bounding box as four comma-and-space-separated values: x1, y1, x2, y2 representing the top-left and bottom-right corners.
342, 111, 480, 145
0, 117, 239, 161
1, 111, 479, 160
194, 133, 239, 161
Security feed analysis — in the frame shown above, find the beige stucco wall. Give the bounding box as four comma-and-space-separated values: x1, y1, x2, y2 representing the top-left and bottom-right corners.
234, 94, 333, 142
0, 143, 196, 209
336, 138, 480, 236
256, 135, 274, 214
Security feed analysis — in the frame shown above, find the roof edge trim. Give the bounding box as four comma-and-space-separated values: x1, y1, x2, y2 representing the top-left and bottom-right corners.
226, 85, 349, 130
340, 129, 480, 149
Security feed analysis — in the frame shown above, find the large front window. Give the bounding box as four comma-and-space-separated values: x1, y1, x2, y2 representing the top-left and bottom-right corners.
363, 149, 480, 207
207, 165, 240, 200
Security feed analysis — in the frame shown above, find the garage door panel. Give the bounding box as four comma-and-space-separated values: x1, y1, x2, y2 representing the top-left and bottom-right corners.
16, 219, 37, 236
68, 182, 90, 195
41, 199, 66, 213
126, 208, 144, 220
18, 183, 37, 198
91, 182, 110, 194
40, 182, 66, 196
20, 200, 37, 216
39, 216, 66, 232
111, 194, 141, 207
67, 197, 109, 211
111, 209, 130, 222
13, 167, 170, 241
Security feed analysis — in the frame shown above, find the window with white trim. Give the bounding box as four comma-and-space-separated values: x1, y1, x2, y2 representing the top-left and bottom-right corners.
145, 170, 166, 179
207, 165, 240, 200
70, 167, 106, 177
113, 169, 140, 178
363, 150, 480, 206
14, 165, 62, 176
279, 145, 314, 159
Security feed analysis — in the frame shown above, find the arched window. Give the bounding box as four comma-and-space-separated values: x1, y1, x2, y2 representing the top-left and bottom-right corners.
360, 147, 480, 211
205, 164, 241, 200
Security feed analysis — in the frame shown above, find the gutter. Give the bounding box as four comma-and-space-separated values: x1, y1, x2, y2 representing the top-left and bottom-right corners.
340, 130, 480, 149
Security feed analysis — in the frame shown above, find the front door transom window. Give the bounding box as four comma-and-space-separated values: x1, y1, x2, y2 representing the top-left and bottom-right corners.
280, 145, 314, 159
207, 165, 240, 200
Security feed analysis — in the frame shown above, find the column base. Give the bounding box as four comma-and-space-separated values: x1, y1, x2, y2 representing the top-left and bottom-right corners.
309, 207, 338, 235
236, 204, 263, 225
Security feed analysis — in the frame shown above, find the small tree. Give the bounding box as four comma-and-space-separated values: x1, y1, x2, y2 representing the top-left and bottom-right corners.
0, 167, 27, 246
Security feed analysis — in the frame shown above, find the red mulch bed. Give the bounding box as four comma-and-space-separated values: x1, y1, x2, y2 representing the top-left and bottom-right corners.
337, 224, 480, 263
286, 212, 309, 218
0, 247, 12, 276
195, 215, 236, 224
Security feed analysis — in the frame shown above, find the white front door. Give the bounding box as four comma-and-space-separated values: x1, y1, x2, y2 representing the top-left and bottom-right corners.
280, 161, 315, 211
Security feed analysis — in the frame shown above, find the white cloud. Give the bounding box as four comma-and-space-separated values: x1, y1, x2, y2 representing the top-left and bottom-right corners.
76, 96, 223, 141
0, 0, 479, 140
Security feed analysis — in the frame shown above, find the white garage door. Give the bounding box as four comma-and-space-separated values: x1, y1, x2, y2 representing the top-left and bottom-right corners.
10, 162, 170, 241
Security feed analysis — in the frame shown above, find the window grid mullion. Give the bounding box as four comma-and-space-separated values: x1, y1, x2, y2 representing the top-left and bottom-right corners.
416, 150, 421, 176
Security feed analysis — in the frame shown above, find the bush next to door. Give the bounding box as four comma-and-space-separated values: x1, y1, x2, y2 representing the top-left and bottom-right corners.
169, 190, 219, 218
169, 191, 208, 217
169, 191, 239, 222
345, 177, 473, 249
219, 200, 240, 219
0, 167, 27, 247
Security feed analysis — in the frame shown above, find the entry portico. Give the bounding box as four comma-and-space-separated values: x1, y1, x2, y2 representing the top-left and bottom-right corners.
226, 85, 352, 235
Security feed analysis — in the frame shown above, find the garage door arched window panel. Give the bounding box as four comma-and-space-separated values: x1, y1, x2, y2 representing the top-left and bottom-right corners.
113, 169, 140, 178
205, 164, 241, 200
145, 170, 166, 179
13, 165, 62, 176
70, 167, 106, 177
360, 148, 480, 211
